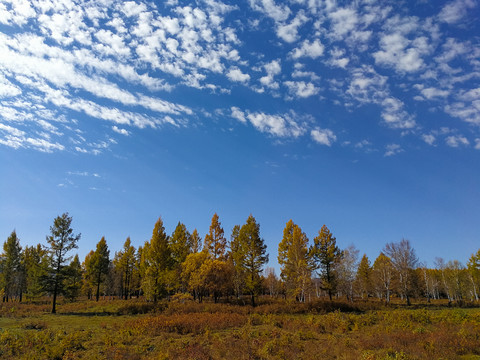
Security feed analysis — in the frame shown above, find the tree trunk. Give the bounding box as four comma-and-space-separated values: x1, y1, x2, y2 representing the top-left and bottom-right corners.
52, 277, 58, 314
96, 271, 101, 302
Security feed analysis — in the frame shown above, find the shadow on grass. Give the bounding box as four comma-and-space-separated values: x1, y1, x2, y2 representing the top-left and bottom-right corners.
57, 311, 117, 316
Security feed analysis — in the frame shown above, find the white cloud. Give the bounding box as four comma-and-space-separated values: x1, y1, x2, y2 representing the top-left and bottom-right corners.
329, 57, 349, 69
346, 66, 388, 104
260, 60, 281, 90
231, 107, 246, 123
248, 0, 290, 22
122, 1, 148, 18
381, 97, 416, 129
445, 94, 480, 125
245, 111, 306, 138
0, 133, 65, 152
420, 87, 450, 100
112, 126, 130, 136
291, 69, 321, 81
329, 7, 358, 40
226, 67, 250, 83
0, 74, 22, 97
0, 123, 25, 137
276, 11, 308, 43
439, 0, 476, 24
0, 135, 23, 149
0, 0, 479, 156
384, 143, 403, 157
355, 139, 372, 149
373, 33, 425, 73
0, 0, 36, 26
475, 139, 480, 150
446, 135, 469, 147
291, 39, 324, 59
422, 134, 436, 145
311, 128, 336, 146
284, 81, 319, 98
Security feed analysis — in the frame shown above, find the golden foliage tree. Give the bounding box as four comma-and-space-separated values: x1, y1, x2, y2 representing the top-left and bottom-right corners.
278, 220, 312, 302
141, 217, 173, 302
238, 215, 268, 306
204, 213, 226, 261
357, 254, 373, 299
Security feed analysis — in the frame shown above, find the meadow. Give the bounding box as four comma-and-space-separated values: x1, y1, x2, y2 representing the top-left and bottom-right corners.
1, 298, 480, 360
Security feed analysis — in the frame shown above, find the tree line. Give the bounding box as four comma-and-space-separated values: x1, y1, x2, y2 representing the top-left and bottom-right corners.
1, 212, 479, 313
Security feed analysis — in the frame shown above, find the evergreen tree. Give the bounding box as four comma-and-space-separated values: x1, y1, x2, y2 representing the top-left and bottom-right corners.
64, 254, 82, 302
46, 213, 81, 313
204, 213, 226, 260
86, 237, 110, 301
238, 215, 268, 306
278, 220, 312, 302
0, 231, 23, 302
311, 225, 342, 300
357, 254, 373, 298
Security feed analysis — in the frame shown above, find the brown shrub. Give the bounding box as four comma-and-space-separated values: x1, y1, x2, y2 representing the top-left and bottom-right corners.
130, 312, 248, 335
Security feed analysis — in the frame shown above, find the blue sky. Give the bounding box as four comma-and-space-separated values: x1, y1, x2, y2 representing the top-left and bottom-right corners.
0, 0, 479, 271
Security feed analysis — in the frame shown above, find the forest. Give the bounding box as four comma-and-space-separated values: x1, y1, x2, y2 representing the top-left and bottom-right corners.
2, 213, 480, 359
2, 212, 480, 309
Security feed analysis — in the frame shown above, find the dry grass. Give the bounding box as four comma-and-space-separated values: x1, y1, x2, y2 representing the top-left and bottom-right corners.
0, 298, 480, 359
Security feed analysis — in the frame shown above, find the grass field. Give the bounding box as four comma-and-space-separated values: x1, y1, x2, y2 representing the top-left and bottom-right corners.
1, 298, 480, 359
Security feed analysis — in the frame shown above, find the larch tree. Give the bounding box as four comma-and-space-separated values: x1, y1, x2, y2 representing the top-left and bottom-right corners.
278, 220, 312, 302
82, 250, 95, 299
229, 224, 245, 298
46, 213, 81, 314
383, 239, 418, 305
23, 244, 48, 301
356, 254, 373, 299
170, 222, 192, 265
170, 222, 192, 292
141, 217, 172, 302
115, 237, 136, 300
311, 225, 342, 301
238, 215, 268, 306
190, 229, 202, 253
0, 231, 23, 302
86, 237, 110, 301
204, 213, 227, 260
